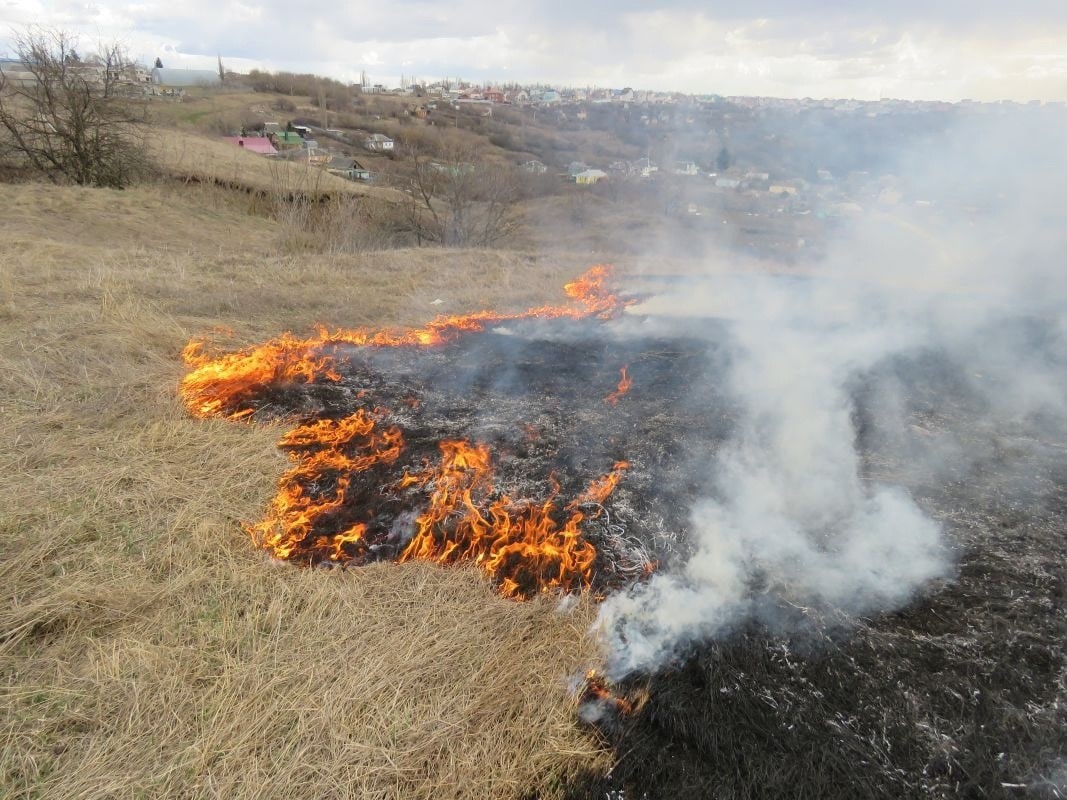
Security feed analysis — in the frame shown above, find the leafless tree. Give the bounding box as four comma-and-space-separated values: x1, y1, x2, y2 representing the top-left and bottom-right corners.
0, 29, 149, 187
390, 142, 522, 247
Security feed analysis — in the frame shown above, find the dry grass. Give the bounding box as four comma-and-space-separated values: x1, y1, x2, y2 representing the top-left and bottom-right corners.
148, 127, 404, 201
0, 180, 609, 799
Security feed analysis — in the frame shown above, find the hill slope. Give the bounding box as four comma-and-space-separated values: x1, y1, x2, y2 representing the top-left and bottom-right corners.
0, 180, 607, 800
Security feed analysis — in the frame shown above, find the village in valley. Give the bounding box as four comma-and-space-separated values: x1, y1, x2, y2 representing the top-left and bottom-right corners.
101, 63, 1067, 253
53, 57, 1046, 262
4, 49, 1062, 261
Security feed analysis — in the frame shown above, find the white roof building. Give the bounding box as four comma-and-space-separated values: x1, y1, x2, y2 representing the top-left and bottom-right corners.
150, 67, 221, 87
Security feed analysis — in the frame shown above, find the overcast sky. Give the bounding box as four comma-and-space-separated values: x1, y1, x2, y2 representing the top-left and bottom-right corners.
2, 1, 1066, 101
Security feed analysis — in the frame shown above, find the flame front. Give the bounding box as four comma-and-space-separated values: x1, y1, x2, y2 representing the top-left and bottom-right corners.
399, 448, 629, 598
604, 366, 633, 406
248, 410, 405, 561
180, 266, 641, 599
180, 265, 627, 421
581, 669, 638, 716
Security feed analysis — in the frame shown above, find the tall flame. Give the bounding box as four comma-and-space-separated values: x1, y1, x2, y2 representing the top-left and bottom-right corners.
248, 410, 405, 561
398, 449, 629, 598
604, 366, 633, 406
179, 265, 639, 598
180, 265, 627, 421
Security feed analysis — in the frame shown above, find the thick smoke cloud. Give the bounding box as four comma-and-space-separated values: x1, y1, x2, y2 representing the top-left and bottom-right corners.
597, 112, 1067, 676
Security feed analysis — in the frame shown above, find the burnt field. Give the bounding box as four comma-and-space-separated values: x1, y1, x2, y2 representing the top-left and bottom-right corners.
181, 273, 1067, 799
225, 318, 732, 584
568, 347, 1067, 798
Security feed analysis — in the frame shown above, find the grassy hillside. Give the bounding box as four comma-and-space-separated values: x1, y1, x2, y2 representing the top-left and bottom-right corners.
148, 127, 403, 199
0, 180, 609, 799
137, 88, 828, 261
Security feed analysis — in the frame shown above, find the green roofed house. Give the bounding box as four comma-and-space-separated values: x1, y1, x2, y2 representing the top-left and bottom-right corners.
271, 131, 304, 149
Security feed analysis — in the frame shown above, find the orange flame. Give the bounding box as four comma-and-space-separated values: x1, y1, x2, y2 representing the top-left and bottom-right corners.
179, 265, 629, 421
582, 669, 635, 715
398, 447, 628, 597
180, 265, 640, 598
603, 365, 633, 406
247, 410, 404, 561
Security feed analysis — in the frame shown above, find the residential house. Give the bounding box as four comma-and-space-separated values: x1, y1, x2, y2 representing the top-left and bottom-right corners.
270, 131, 304, 150
632, 157, 658, 178
0, 59, 34, 85
1, 58, 142, 89
326, 155, 371, 181
364, 133, 395, 152
276, 147, 330, 167
715, 177, 741, 189
575, 169, 607, 185
769, 184, 797, 196
222, 136, 277, 156
567, 161, 590, 177
673, 160, 699, 176
522, 160, 548, 174
484, 89, 505, 104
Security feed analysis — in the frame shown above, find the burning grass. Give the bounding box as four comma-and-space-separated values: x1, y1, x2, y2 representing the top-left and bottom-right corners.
5, 179, 1066, 800
0, 181, 611, 799
174, 265, 654, 599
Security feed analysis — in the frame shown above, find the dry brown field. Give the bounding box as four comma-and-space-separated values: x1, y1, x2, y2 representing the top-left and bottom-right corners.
0, 179, 612, 799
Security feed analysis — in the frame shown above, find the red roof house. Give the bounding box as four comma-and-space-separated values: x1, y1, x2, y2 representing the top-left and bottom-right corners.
222, 136, 277, 156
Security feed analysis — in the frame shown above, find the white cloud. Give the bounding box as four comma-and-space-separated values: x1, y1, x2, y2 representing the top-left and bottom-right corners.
0, 1, 1064, 99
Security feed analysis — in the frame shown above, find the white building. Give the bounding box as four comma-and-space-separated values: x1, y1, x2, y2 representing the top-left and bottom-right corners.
364, 133, 395, 152
150, 67, 221, 87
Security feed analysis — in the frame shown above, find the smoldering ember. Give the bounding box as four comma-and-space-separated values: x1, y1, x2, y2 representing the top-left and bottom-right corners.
181, 264, 1067, 798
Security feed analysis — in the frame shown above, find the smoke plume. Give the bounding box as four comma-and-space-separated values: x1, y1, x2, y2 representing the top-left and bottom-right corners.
598, 112, 1067, 676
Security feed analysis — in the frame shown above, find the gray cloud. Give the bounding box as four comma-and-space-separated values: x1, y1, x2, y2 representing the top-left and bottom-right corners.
2, 1, 1065, 98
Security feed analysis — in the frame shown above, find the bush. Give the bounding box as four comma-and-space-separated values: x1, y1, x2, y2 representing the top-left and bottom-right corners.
0, 30, 149, 188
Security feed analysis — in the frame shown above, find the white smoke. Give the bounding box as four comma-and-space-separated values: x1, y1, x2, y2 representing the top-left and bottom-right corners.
597, 112, 1067, 676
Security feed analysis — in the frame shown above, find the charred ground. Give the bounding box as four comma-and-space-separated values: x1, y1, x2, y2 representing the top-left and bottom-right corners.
563, 341, 1067, 799
207, 316, 734, 590
193, 294, 1067, 799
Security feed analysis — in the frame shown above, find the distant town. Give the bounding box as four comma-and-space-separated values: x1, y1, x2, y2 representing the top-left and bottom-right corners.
3, 53, 1062, 260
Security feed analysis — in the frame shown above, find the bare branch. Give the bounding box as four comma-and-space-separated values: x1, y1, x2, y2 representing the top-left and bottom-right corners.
0, 28, 149, 187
